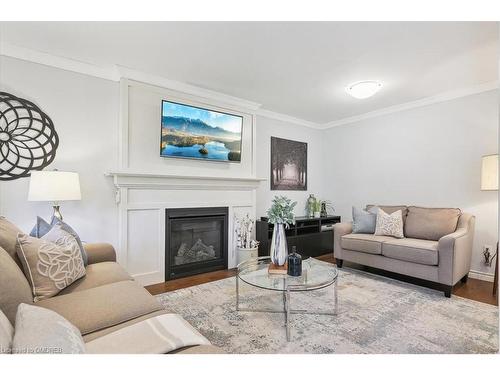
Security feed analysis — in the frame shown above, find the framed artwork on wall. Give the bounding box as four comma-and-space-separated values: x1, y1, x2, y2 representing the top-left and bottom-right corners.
270, 136, 307, 191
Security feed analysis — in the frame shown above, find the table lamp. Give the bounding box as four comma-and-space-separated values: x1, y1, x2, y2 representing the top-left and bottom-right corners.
28, 170, 81, 221
480, 154, 498, 296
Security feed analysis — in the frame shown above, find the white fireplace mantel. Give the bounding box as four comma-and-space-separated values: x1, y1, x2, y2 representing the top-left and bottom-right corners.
106, 170, 265, 285
106, 171, 266, 192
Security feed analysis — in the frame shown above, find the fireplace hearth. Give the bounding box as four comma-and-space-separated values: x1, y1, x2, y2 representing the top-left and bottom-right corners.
165, 207, 228, 280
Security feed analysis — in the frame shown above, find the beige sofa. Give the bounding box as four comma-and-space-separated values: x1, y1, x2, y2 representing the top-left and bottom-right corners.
333, 205, 475, 297
0, 222, 222, 354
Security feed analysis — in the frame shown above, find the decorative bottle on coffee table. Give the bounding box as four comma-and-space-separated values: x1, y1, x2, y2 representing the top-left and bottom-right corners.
287, 246, 302, 276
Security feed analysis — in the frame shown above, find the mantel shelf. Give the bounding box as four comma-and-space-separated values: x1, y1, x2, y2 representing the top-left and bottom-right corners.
106, 171, 266, 191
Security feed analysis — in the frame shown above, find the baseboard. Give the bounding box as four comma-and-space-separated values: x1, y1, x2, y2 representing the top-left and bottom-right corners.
468, 270, 495, 282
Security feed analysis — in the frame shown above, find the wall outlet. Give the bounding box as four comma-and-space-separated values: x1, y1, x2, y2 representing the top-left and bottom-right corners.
483, 245, 493, 266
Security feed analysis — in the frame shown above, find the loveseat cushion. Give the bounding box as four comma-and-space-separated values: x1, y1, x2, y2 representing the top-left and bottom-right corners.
382, 238, 439, 266
341, 233, 395, 255
404, 206, 461, 241
35, 280, 163, 335
0, 246, 33, 325
58, 262, 132, 295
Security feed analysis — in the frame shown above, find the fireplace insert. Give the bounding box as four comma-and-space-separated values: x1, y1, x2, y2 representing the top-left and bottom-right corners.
165, 207, 228, 280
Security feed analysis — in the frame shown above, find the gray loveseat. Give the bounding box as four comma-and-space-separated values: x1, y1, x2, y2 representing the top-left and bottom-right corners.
333, 205, 475, 297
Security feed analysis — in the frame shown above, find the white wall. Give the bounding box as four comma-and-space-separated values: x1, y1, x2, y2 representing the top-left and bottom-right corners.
255, 116, 325, 218
126, 81, 256, 177
1, 55, 498, 278
323, 90, 498, 275
0, 56, 120, 247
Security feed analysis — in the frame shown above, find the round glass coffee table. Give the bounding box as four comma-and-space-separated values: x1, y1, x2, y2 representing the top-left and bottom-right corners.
236, 256, 338, 341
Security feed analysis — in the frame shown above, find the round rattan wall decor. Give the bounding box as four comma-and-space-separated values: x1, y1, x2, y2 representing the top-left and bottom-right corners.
0, 92, 59, 181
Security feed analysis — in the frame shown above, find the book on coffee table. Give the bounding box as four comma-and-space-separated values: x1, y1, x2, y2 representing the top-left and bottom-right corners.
268, 262, 288, 275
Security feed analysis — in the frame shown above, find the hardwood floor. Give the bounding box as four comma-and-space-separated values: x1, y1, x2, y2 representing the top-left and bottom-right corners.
146, 253, 498, 306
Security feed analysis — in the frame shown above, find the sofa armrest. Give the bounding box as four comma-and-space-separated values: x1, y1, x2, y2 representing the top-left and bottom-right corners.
333, 222, 353, 260
437, 214, 475, 285
84, 243, 117, 264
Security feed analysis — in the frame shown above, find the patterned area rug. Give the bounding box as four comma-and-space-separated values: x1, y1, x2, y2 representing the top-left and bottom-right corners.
156, 265, 499, 354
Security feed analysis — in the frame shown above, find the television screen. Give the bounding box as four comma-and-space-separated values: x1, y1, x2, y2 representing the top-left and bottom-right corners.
160, 100, 243, 162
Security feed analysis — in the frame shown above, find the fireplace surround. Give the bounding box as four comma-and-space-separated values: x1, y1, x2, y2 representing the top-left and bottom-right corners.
165, 207, 229, 280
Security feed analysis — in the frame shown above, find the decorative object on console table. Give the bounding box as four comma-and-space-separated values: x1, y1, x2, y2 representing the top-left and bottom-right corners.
28, 170, 81, 221
287, 246, 302, 276
267, 196, 297, 268
270, 136, 307, 191
480, 153, 498, 296
313, 199, 322, 218
307, 194, 316, 217
0, 92, 59, 181
257, 215, 341, 258
234, 213, 259, 264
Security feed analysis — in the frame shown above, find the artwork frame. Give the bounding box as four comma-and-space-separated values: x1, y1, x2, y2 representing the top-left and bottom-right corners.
160, 100, 243, 163
270, 136, 307, 191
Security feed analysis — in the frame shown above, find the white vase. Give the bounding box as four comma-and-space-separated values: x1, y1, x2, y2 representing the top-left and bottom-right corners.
237, 246, 258, 265
314, 211, 321, 218
270, 223, 288, 266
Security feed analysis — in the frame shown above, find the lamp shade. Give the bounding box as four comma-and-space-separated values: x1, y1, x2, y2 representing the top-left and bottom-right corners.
481, 154, 498, 191
28, 171, 81, 202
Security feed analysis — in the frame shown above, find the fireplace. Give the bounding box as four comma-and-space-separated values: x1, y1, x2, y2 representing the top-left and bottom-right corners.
165, 207, 228, 280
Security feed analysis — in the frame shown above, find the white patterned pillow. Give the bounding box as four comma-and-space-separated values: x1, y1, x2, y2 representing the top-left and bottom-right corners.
0, 308, 14, 354
12, 304, 85, 354
374, 208, 404, 238
16, 226, 86, 302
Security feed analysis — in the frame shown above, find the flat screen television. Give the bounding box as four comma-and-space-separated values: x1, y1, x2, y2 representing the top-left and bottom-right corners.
160, 100, 243, 162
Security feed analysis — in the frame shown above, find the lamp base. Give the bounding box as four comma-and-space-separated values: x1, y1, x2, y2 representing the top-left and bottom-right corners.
52, 205, 63, 222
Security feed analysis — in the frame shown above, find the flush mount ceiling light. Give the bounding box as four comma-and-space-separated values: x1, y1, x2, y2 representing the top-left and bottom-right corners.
345, 81, 383, 99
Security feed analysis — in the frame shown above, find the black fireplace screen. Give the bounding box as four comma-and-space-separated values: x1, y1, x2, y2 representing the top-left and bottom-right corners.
171, 218, 222, 266
165, 207, 228, 280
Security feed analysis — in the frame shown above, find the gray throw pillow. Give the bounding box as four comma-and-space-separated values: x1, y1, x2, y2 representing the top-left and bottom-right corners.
30, 216, 88, 266
352, 206, 378, 234
12, 304, 86, 354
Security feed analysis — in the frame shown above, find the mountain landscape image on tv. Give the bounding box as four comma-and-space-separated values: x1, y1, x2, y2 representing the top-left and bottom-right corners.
161, 100, 243, 162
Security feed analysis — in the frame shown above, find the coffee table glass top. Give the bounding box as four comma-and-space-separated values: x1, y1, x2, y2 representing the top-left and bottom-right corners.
237, 256, 338, 292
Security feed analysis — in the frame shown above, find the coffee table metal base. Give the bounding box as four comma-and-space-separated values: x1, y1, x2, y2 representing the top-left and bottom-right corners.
236, 276, 338, 341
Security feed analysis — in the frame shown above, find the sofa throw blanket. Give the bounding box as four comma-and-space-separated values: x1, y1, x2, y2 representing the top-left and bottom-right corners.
85, 313, 211, 354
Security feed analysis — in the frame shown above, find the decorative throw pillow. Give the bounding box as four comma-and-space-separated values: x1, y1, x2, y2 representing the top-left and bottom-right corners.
12, 304, 86, 354
29, 216, 53, 238
30, 216, 88, 266
374, 208, 404, 238
0, 308, 14, 354
16, 228, 86, 302
352, 206, 378, 234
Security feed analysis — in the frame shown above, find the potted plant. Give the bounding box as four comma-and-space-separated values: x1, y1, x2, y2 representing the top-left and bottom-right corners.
267, 195, 297, 266
234, 214, 259, 264
313, 199, 322, 218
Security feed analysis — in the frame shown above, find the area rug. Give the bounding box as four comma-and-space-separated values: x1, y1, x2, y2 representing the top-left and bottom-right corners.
156, 264, 499, 354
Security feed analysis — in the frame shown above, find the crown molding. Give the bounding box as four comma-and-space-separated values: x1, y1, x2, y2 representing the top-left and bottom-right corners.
0, 42, 120, 81
255, 108, 322, 129
115, 66, 262, 111
322, 81, 499, 129
1, 42, 497, 131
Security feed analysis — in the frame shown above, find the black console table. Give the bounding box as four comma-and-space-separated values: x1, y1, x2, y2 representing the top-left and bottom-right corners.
256, 215, 341, 258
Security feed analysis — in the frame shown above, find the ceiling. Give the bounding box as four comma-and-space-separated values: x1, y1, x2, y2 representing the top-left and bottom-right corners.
0, 22, 497, 125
